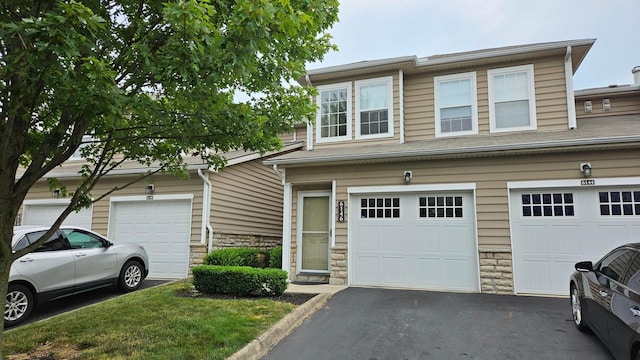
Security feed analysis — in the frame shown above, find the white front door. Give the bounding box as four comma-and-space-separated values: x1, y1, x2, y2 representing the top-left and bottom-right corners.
298, 192, 331, 273
511, 187, 640, 295
351, 192, 479, 291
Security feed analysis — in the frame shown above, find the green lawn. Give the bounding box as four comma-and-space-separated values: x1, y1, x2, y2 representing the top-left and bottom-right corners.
3, 281, 296, 359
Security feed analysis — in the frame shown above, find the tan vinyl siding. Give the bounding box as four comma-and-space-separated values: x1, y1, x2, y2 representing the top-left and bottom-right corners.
311, 72, 401, 150
285, 149, 640, 252
22, 174, 204, 243
404, 57, 569, 141
211, 158, 283, 236
576, 93, 640, 118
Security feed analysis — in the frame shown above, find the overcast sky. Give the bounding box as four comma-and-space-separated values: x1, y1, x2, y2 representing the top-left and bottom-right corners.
308, 0, 639, 90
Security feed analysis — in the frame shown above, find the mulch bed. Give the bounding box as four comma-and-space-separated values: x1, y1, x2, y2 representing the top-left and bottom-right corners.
179, 289, 318, 305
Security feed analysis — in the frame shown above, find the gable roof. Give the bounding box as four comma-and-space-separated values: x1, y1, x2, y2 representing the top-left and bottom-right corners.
303, 39, 595, 84
27, 142, 304, 179
264, 115, 640, 167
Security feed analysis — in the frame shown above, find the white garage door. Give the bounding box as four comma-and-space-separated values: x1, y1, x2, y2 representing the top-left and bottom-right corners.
511, 187, 640, 295
109, 198, 192, 279
22, 202, 92, 229
351, 192, 479, 291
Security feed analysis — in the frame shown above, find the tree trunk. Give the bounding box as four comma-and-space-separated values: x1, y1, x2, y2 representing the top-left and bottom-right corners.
0, 255, 13, 357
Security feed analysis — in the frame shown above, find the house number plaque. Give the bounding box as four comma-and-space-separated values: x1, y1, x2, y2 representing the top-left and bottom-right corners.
338, 201, 345, 222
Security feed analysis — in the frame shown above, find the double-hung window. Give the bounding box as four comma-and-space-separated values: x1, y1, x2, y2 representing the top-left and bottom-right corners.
316, 82, 352, 143
355, 76, 393, 139
487, 64, 537, 133
434, 72, 478, 137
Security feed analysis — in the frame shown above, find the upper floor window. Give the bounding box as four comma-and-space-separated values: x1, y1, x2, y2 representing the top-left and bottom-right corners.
355, 76, 393, 139
316, 82, 352, 143
69, 135, 93, 161
434, 72, 478, 137
487, 64, 537, 133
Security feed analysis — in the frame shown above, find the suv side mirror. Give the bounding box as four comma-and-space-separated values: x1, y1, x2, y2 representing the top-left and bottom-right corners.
575, 261, 593, 272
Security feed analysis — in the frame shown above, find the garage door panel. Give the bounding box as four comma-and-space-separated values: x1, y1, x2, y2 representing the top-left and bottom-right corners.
415, 227, 441, 253
440, 226, 474, 254
548, 225, 582, 255
518, 225, 550, 255
380, 225, 405, 252
354, 225, 381, 252
382, 257, 404, 284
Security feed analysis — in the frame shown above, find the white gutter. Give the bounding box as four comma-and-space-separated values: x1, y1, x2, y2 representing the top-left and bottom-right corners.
197, 169, 214, 252
399, 69, 405, 144
565, 46, 577, 129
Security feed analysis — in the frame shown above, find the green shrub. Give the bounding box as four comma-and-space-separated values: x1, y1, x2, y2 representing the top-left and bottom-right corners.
192, 265, 288, 296
269, 246, 282, 269
204, 248, 261, 267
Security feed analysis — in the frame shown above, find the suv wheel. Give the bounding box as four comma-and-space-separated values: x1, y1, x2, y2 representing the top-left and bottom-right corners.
119, 260, 144, 292
5, 284, 34, 327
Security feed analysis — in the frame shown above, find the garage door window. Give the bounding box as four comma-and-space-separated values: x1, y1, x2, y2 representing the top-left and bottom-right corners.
360, 197, 400, 219
419, 196, 463, 218
599, 191, 640, 216
521, 193, 574, 217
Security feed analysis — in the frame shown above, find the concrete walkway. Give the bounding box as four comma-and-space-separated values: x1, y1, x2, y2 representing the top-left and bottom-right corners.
227, 283, 346, 360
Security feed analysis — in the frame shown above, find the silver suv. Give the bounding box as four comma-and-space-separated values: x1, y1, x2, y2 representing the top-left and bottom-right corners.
6, 226, 149, 326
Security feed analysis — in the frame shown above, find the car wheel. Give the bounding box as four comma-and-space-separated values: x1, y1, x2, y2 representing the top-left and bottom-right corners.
5, 284, 34, 327
571, 284, 588, 332
119, 260, 144, 292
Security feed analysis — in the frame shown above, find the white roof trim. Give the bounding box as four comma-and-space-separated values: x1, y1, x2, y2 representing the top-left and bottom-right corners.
265, 135, 640, 166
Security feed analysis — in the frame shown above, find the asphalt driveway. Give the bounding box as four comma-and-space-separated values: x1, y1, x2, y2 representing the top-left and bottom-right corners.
262, 287, 613, 360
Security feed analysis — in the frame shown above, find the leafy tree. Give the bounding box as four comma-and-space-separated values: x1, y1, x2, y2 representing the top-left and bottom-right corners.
0, 0, 338, 351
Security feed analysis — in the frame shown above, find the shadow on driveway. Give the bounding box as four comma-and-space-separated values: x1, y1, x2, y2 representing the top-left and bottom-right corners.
262, 287, 614, 360
8, 279, 170, 329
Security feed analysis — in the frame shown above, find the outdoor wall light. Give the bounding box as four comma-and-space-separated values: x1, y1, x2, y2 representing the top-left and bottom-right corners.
51, 188, 61, 198
403, 171, 412, 184
145, 184, 155, 195
580, 163, 592, 177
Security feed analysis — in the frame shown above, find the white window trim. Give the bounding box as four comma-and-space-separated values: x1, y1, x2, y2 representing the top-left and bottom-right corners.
315, 82, 352, 144
355, 76, 394, 140
487, 64, 537, 133
434, 72, 478, 138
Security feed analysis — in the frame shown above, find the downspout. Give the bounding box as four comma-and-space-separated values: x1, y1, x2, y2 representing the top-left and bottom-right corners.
272, 164, 285, 184
197, 169, 214, 253
564, 46, 577, 129
305, 74, 314, 151
399, 69, 405, 143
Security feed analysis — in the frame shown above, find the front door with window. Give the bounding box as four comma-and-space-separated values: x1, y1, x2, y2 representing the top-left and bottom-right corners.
298, 192, 331, 273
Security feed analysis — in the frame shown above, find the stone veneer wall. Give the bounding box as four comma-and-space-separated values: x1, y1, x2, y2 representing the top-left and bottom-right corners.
188, 233, 282, 273
330, 247, 347, 285
212, 233, 282, 250
479, 250, 514, 294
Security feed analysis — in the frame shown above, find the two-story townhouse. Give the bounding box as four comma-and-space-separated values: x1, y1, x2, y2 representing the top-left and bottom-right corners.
18, 142, 302, 279
265, 38, 640, 296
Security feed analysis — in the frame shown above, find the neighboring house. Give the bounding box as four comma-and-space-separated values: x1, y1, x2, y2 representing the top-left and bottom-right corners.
264, 39, 640, 296
18, 141, 303, 279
